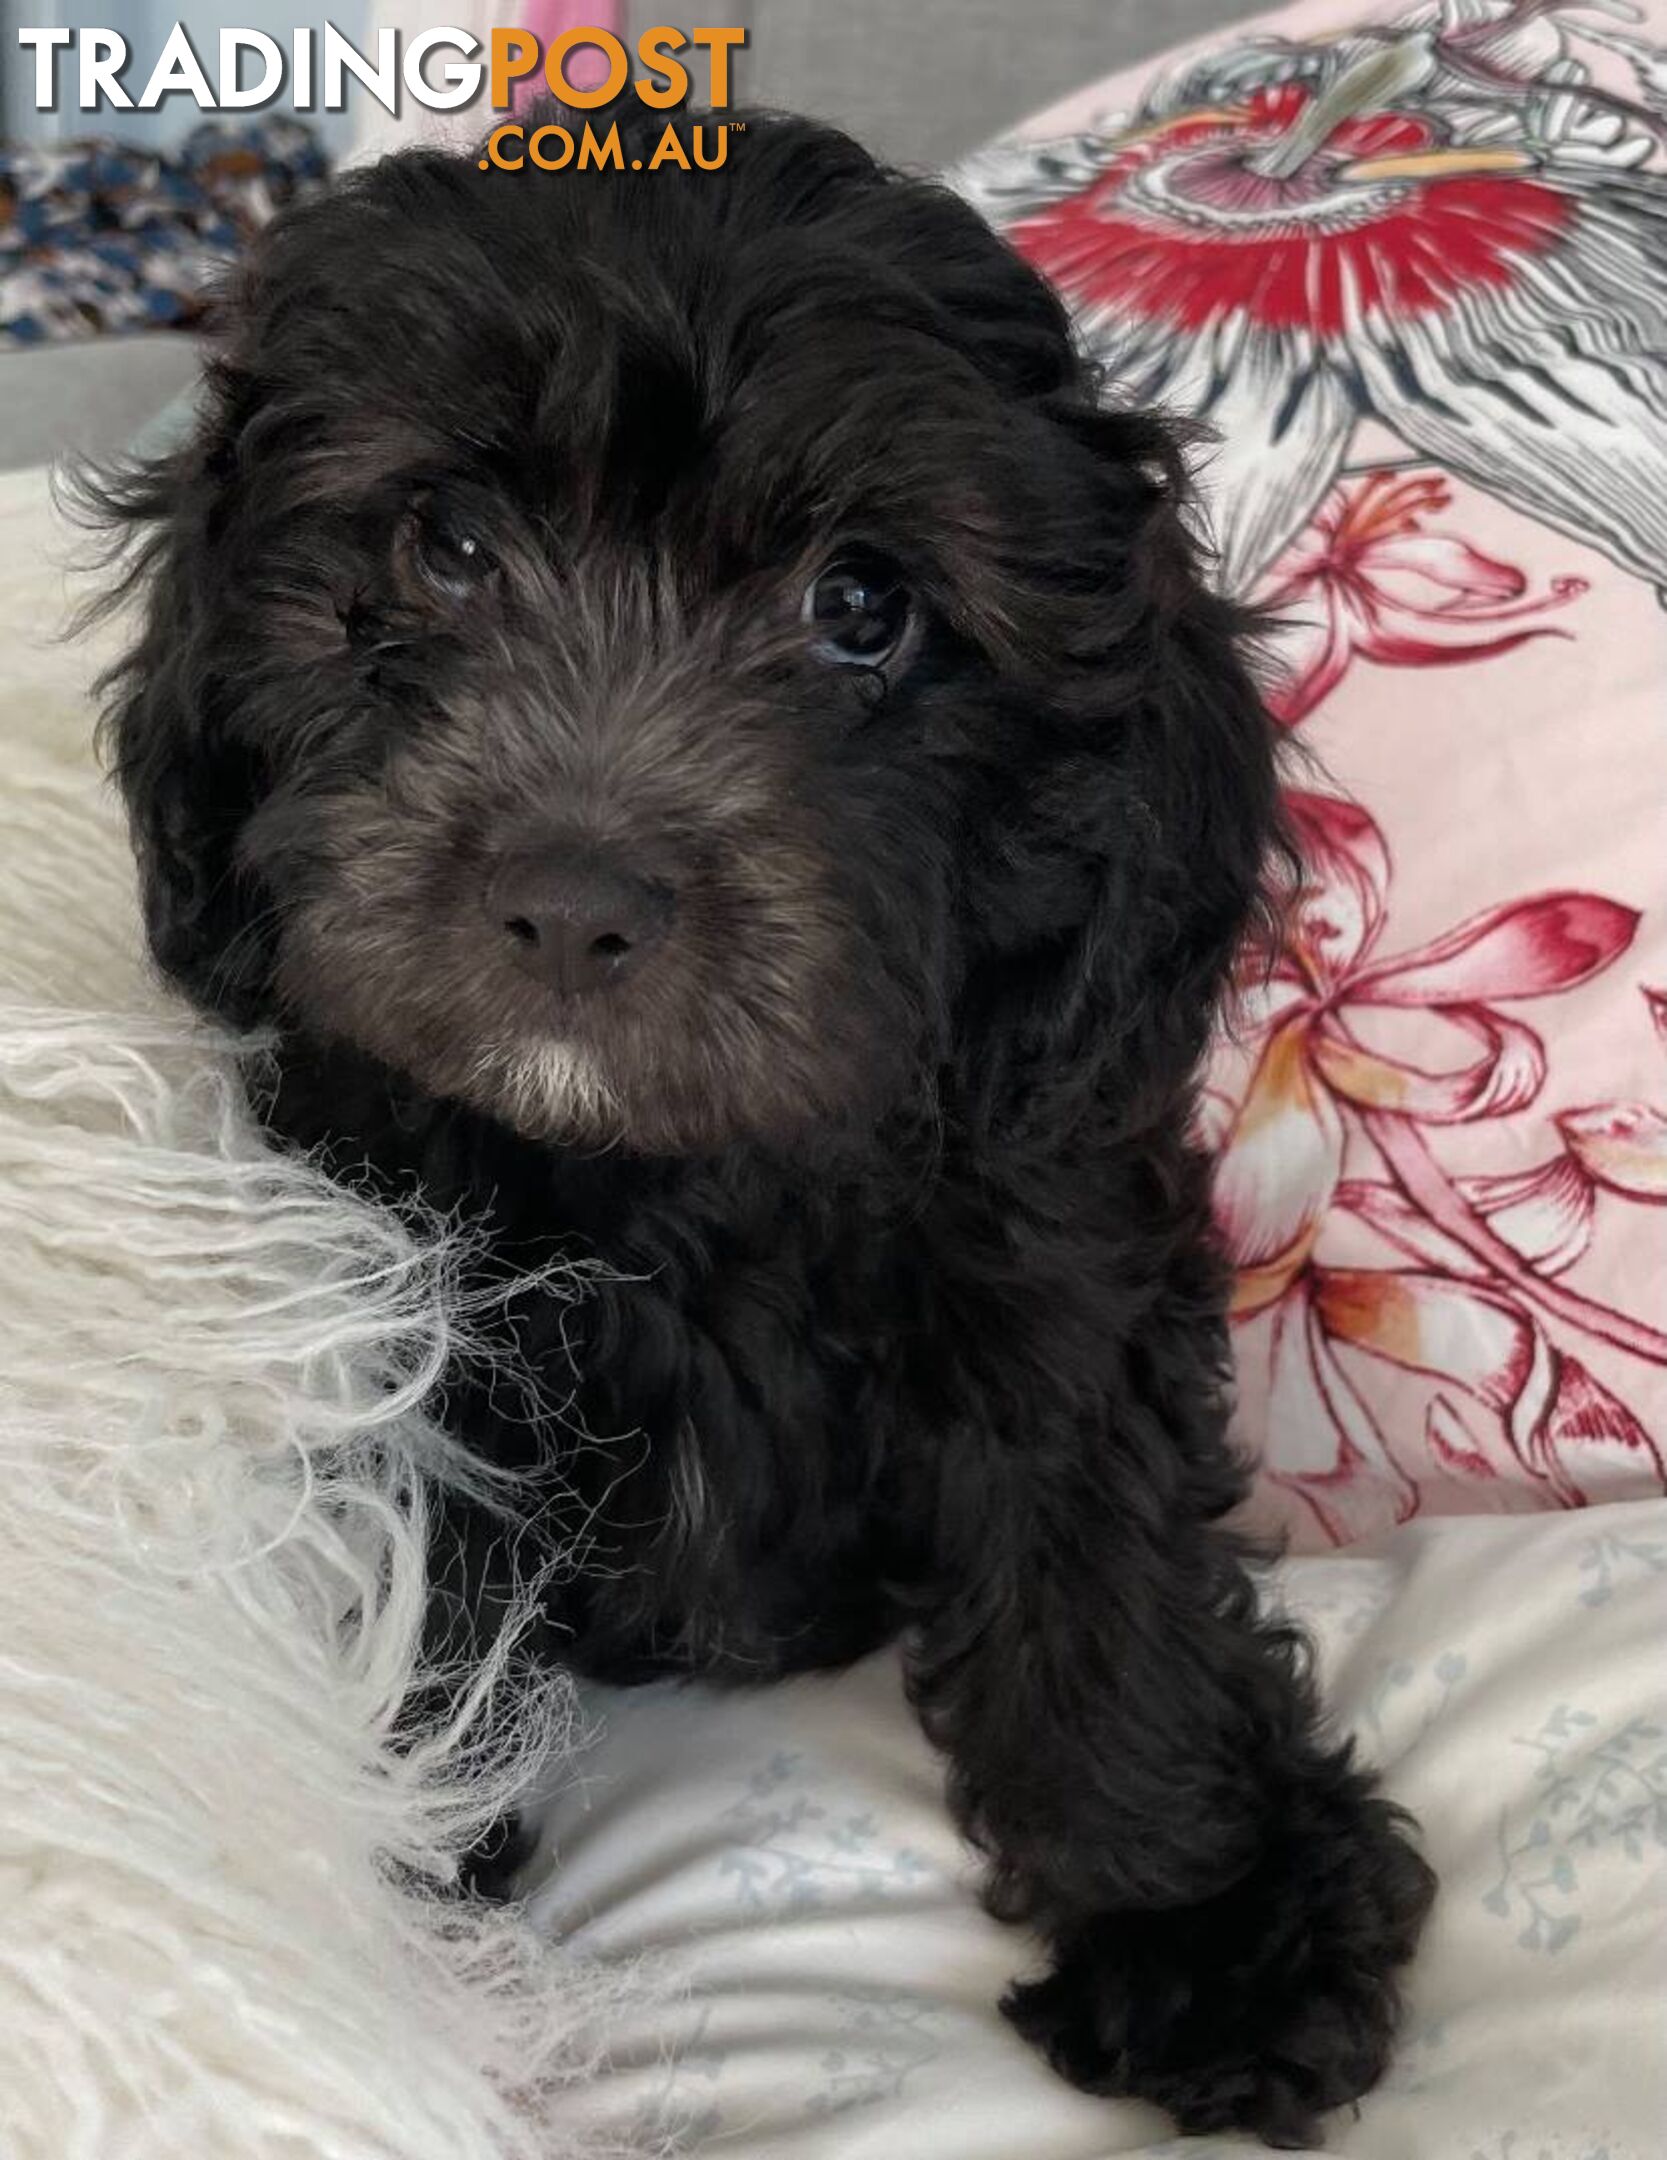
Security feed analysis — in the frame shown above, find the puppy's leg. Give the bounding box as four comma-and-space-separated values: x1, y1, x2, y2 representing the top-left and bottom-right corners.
907, 1415, 1434, 2146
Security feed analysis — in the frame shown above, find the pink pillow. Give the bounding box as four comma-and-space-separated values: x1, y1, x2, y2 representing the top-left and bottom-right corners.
513, 0, 623, 101
955, 0, 1667, 1546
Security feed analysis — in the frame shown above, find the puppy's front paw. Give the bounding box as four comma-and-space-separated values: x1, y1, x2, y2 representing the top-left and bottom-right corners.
1004, 1788, 1435, 2147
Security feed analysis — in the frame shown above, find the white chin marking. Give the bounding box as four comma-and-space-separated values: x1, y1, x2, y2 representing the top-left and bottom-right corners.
476, 1041, 615, 1138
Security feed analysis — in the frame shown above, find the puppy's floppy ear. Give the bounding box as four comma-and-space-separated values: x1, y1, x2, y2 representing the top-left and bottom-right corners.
79, 361, 273, 1026
962, 398, 1288, 1136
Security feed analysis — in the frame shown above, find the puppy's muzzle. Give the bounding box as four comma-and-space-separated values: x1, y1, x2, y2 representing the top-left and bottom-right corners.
485, 842, 677, 999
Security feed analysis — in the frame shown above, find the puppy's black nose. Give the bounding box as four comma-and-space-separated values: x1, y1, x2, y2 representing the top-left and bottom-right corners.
485, 849, 675, 996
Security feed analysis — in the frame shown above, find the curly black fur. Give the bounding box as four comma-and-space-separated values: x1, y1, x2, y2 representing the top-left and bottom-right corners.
89, 103, 1434, 2142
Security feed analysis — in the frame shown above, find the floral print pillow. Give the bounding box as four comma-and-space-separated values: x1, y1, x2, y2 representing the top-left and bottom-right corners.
954, 0, 1667, 1546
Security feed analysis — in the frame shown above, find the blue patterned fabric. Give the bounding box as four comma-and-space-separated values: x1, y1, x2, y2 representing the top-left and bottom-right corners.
0, 120, 327, 347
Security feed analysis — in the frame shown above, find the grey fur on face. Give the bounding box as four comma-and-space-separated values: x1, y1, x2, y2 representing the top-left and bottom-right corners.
262, 579, 916, 1152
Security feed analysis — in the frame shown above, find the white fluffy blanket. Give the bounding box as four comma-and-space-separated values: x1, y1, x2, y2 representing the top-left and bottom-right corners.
0, 468, 622, 2160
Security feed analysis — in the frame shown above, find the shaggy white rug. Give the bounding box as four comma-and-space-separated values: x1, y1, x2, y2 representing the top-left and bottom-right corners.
0, 466, 627, 2160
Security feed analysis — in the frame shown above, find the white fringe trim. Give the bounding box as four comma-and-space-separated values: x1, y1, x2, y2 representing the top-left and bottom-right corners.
0, 753, 633, 2159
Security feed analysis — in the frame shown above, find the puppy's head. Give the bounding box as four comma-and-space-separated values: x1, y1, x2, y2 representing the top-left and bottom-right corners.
96, 108, 1278, 1159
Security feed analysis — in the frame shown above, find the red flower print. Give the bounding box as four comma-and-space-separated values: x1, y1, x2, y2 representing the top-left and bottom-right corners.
1008, 81, 1572, 343
954, 4, 1667, 1545
1209, 795, 1666, 1542
1338, 1156, 1597, 1285
1218, 795, 1636, 1322
1558, 1103, 1667, 1201
962, 18, 1667, 592
1259, 471, 1587, 726
1554, 993, 1667, 1204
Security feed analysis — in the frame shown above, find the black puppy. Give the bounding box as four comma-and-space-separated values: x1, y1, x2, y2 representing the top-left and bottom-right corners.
95, 105, 1433, 2144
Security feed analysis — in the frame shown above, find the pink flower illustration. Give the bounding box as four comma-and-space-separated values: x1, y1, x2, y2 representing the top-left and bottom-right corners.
1260, 472, 1587, 726
1556, 994, 1667, 1202
955, 0, 1667, 1545
1209, 795, 1667, 1541
1559, 1102, 1667, 1200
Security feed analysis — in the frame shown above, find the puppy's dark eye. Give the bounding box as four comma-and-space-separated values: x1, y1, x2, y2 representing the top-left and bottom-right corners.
802, 553, 911, 667
407, 500, 497, 600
